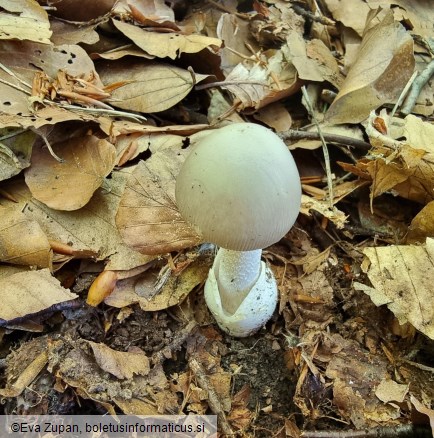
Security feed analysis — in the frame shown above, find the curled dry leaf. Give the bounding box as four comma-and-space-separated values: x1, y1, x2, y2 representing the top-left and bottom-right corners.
105, 252, 212, 311
0, 0, 52, 44
112, 19, 221, 60
0, 268, 77, 323
99, 60, 209, 113
25, 135, 116, 211
116, 141, 202, 255
0, 207, 51, 268
326, 13, 415, 124
356, 238, 434, 340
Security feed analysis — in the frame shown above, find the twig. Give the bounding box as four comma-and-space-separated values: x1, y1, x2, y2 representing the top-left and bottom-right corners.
57, 103, 148, 123
301, 86, 334, 207
279, 129, 371, 151
390, 70, 418, 117
401, 60, 434, 115
189, 357, 234, 436
195, 80, 268, 91
292, 4, 335, 26
301, 425, 431, 438
151, 320, 197, 365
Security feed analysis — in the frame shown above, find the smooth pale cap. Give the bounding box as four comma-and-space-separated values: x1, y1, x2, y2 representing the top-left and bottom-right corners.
175, 123, 301, 251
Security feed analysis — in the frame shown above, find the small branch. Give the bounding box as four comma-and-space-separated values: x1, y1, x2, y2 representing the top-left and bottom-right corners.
292, 4, 335, 26
279, 129, 371, 151
301, 425, 431, 438
195, 80, 268, 91
391, 70, 418, 117
401, 60, 434, 115
189, 357, 234, 436
301, 86, 333, 207
151, 320, 197, 365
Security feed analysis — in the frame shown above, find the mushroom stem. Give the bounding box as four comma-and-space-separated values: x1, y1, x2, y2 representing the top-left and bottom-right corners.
214, 248, 262, 314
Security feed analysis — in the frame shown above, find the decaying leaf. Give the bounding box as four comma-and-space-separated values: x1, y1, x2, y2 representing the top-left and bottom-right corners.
116, 140, 201, 255
2, 175, 154, 271
112, 19, 221, 60
300, 194, 347, 229
0, 207, 51, 268
0, 269, 77, 323
0, 0, 52, 44
25, 135, 116, 211
356, 238, 434, 339
99, 60, 209, 113
326, 13, 414, 124
88, 342, 150, 379
105, 247, 212, 311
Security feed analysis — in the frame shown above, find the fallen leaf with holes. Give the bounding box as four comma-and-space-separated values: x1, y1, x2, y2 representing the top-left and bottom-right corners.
116, 139, 201, 255
25, 135, 116, 211
0, 207, 51, 268
100, 60, 209, 113
88, 342, 150, 379
112, 19, 221, 60
0, 0, 52, 44
0, 269, 77, 324
326, 12, 414, 124
355, 238, 434, 339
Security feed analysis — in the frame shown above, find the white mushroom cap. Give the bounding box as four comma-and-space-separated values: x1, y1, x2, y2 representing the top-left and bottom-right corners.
176, 123, 301, 251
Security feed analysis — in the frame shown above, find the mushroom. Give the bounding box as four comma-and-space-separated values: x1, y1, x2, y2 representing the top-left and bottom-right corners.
175, 123, 301, 337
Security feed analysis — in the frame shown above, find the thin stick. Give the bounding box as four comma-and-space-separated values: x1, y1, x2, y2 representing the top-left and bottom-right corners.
301, 424, 429, 438
401, 60, 434, 115
301, 86, 334, 207
279, 129, 371, 151
390, 70, 418, 117
189, 357, 235, 436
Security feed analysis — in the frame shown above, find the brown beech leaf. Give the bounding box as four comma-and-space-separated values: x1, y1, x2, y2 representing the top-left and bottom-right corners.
356, 238, 434, 340
105, 252, 212, 311
112, 19, 221, 60
0, 0, 52, 44
326, 13, 414, 124
3, 174, 153, 271
100, 60, 209, 113
0, 269, 77, 323
116, 145, 201, 255
0, 207, 51, 268
88, 342, 150, 380
25, 135, 116, 211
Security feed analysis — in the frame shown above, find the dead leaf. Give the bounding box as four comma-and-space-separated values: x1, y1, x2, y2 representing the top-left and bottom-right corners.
88, 342, 150, 379
407, 201, 434, 243
112, 19, 221, 60
50, 19, 99, 46
322, 0, 371, 36
375, 379, 408, 403
25, 135, 116, 211
99, 60, 209, 113
300, 194, 347, 229
0, 268, 77, 323
253, 102, 292, 132
0, 207, 51, 268
0, 0, 52, 44
411, 395, 434, 436
326, 13, 414, 124
116, 143, 201, 255
2, 174, 154, 271
105, 252, 211, 311
356, 238, 434, 339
